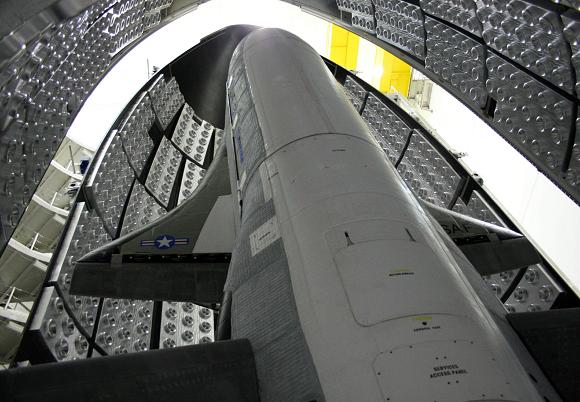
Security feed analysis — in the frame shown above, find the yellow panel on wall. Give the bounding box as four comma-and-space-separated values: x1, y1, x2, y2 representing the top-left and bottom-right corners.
329, 25, 359, 71
329, 24, 411, 96
376, 48, 412, 96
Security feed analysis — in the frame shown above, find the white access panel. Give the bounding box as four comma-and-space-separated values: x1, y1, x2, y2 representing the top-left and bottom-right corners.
373, 340, 518, 401
334, 240, 466, 325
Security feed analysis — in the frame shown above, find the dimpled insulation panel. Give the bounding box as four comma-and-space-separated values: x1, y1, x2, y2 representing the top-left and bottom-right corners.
145, 136, 182, 207
160, 302, 214, 349
421, 0, 483, 36
147, 75, 185, 130
90, 133, 135, 235
374, 0, 426, 59
425, 17, 487, 108
336, 0, 377, 34
361, 93, 412, 164
33, 286, 90, 362
562, 12, 580, 98
483, 268, 520, 300
105, 0, 146, 57
171, 103, 214, 165
343, 76, 367, 111
95, 298, 154, 355
120, 180, 167, 236
486, 54, 573, 174
504, 264, 564, 313
54, 206, 111, 334
31, 203, 111, 362
476, 0, 574, 94
0, 0, 178, 252
178, 161, 207, 205
118, 93, 155, 177
398, 130, 461, 207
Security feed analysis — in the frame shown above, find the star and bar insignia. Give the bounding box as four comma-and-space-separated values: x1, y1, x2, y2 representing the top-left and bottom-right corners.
140, 235, 189, 249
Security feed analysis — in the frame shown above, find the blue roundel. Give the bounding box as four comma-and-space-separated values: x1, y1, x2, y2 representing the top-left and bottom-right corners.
154, 235, 176, 249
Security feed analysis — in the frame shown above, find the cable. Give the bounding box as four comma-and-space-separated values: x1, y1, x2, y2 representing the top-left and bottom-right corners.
49, 282, 108, 356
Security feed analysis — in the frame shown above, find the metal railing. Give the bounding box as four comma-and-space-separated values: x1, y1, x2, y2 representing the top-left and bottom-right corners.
0, 286, 34, 312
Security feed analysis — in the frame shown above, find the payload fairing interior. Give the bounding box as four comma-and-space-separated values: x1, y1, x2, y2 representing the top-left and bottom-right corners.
0, 1, 578, 401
